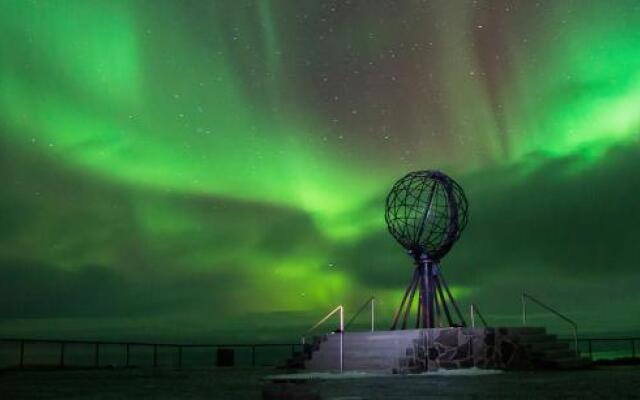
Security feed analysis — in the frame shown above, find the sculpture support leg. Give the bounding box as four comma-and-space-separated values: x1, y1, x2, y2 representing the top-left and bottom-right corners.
439, 269, 466, 327
402, 273, 419, 330
434, 274, 453, 326
391, 268, 418, 330
393, 261, 466, 329
433, 271, 442, 327
416, 287, 422, 329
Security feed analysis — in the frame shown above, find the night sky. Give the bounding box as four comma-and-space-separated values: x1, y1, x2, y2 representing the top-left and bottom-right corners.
1, 0, 639, 342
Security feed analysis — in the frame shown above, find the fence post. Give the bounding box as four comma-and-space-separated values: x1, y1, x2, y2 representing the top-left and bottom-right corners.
19, 340, 25, 369
251, 346, 256, 366
59, 342, 65, 368
153, 345, 158, 367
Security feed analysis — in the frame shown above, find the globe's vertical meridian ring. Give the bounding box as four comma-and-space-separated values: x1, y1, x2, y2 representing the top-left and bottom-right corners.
384, 170, 468, 261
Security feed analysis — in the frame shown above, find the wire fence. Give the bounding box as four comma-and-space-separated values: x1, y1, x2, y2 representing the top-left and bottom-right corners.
0, 336, 637, 369
568, 337, 638, 360
0, 338, 302, 369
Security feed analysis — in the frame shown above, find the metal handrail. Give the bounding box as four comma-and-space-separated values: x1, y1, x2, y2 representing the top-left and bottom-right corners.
300, 305, 344, 373
0, 338, 301, 369
469, 303, 488, 328
522, 292, 579, 356
344, 296, 375, 332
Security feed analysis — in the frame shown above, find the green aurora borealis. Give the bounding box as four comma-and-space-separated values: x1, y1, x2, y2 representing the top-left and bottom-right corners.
1, 0, 640, 341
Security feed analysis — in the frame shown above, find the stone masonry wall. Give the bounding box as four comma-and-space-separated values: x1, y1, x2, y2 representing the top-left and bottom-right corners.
399, 328, 534, 373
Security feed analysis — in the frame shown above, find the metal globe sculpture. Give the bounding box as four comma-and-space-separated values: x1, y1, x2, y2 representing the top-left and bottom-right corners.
386, 170, 469, 330
385, 170, 468, 261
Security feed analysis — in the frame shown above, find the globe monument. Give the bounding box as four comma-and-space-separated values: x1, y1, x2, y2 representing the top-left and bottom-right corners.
285, 170, 590, 373
385, 170, 468, 330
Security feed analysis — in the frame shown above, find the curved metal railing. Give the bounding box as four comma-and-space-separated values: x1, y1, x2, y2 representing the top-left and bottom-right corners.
344, 296, 375, 332
522, 292, 579, 356
469, 303, 488, 328
300, 305, 344, 372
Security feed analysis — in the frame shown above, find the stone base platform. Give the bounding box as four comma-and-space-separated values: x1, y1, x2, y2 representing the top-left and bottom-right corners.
286, 327, 591, 373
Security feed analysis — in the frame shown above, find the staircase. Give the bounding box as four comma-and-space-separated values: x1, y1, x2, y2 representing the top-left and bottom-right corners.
285, 327, 591, 373
286, 330, 421, 372
514, 328, 591, 370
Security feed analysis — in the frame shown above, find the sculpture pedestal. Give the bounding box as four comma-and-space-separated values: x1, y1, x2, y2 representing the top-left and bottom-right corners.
288, 327, 590, 372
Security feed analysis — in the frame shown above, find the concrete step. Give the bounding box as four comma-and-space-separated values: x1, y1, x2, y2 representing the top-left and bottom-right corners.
532, 348, 577, 360
338, 329, 424, 337
325, 331, 422, 341
298, 331, 421, 372
312, 334, 328, 342
306, 359, 396, 371
516, 333, 557, 343
550, 356, 593, 370
309, 354, 403, 366
282, 353, 306, 369
308, 355, 399, 366
309, 352, 404, 363
316, 347, 413, 357
526, 340, 570, 352
320, 339, 418, 351
318, 340, 417, 350
290, 327, 589, 372
500, 327, 547, 335
326, 334, 419, 340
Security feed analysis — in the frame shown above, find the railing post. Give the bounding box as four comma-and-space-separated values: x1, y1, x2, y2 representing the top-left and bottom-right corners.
339, 305, 344, 373
126, 344, 130, 367
521, 292, 580, 356
59, 342, 65, 368
470, 304, 476, 328
95, 343, 100, 368
153, 345, 158, 367
19, 340, 25, 369
371, 298, 375, 332
300, 304, 346, 371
